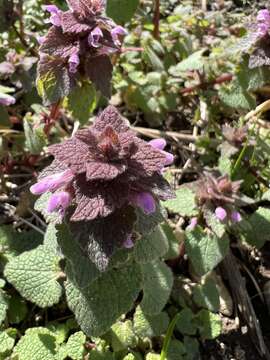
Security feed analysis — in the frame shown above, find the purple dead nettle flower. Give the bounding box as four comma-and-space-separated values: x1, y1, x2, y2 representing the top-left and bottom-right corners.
39, 0, 128, 98
0, 93, 16, 106
31, 106, 175, 254
43, 5, 62, 27
256, 9, 270, 37
197, 174, 242, 224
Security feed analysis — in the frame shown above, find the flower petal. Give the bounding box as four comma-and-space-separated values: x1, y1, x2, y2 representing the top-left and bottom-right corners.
131, 192, 156, 214
231, 210, 242, 223
47, 191, 72, 213
30, 169, 74, 195
149, 138, 166, 150
215, 207, 227, 221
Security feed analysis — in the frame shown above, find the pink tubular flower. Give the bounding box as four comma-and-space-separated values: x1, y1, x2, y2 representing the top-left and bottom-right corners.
37, 36, 46, 45
88, 27, 103, 48
0, 93, 16, 106
131, 192, 156, 214
43, 5, 62, 26
231, 210, 242, 223
30, 169, 74, 195
111, 26, 128, 46
149, 138, 174, 166
257, 9, 270, 23
123, 234, 134, 249
215, 207, 227, 221
68, 52, 80, 73
47, 191, 72, 214
187, 217, 198, 231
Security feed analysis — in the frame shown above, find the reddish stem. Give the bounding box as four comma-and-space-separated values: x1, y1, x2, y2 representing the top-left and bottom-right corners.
153, 0, 160, 39
180, 73, 233, 94
44, 100, 62, 135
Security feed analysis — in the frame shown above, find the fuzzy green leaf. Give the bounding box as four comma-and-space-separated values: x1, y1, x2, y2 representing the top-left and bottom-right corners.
193, 278, 220, 312
185, 227, 229, 276
133, 306, 169, 338
13, 327, 59, 360
0, 289, 9, 326
61, 331, 86, 360
4, 245, 63, 307
65, 81, 97, 125
245, 207, 270, 248
106, 0, 139, 24
65, 262, 142, 336
110, 320, 137, 351
195, 309, 222, 339
0, 329, 16, 356
23, 118, 46, 154
57, 224, 100, 289
176, 308, 197, 335
140, 261, 173, 315
164, 187, 198, 217
169, 49, 207, 74
134, 226, 169, 264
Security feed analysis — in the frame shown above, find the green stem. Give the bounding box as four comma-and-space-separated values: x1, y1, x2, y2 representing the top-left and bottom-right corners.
231, 140, 248, 179
160, 313, 180, 360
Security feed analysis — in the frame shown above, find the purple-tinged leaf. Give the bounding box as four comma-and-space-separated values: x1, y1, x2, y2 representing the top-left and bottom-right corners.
40, 26, 79, 58
85, 55, 113, 98
69, 206, 136, 270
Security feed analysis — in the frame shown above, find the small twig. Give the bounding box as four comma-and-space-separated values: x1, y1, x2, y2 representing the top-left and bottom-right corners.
239, 260, 264, 304
201, 0, 207, 11
153, 0, 160, 39
28, 208, 47, 229
245, 99, 270, 121
132, 126, 197, 142
15, 216, 45, 235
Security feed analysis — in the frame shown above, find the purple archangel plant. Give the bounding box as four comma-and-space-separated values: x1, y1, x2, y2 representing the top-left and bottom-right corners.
31, 105, 175, 270
196, 174, 242, 224
240, 9, 270, 68
37, 0, 128, 103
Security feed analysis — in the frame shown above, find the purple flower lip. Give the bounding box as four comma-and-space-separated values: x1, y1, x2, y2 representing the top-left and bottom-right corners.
256, 9, 270, 36
187, 217, 198, 231
68, 52, 80, 73
131, 192, 156, 214
231, 210, 241, 223
123, 234, 134, 249
149, 138, 167, 150
0, 93, 16, 106
37, 36, 46, 45
257, 9, 270, 23
30, 169, 74, 195
43, 4, 62, 26
149, 138, 174, 166
111, 25, 128, 46
47, 191, 72, 214
215, 207, 227, 221
88, 27, 103, 48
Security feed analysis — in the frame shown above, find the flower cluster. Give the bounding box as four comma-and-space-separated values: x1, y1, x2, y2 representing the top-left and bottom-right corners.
38, 0, 127, 99
197, 174, 242, 224
241, 9, 270, 69
31, 106, 174, 266
256, 9, 270, 37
